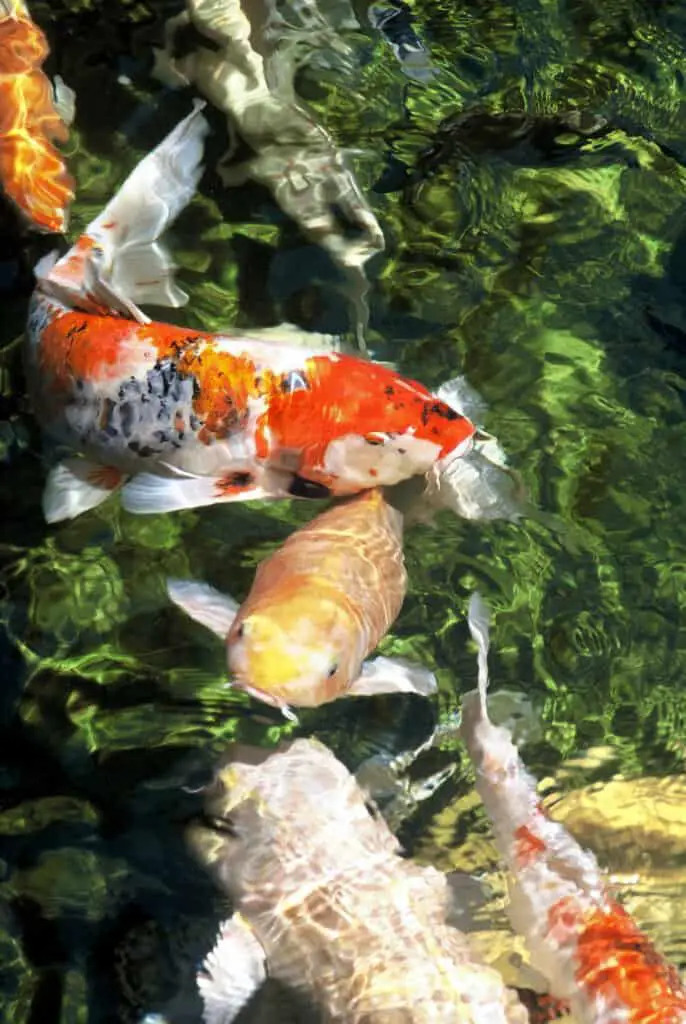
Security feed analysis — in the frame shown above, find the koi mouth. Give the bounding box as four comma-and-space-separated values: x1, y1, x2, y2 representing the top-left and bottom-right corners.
235, 681, 299, 723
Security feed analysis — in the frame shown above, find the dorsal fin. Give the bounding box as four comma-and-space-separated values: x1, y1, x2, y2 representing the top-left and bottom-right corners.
466, 591, 492, 719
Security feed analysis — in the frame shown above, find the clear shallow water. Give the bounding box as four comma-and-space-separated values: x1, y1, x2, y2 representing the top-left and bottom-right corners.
2, 0, 686, 1019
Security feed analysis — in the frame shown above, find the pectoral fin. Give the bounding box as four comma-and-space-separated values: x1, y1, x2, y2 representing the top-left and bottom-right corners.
197, 915, 267, 1024
120, 469, 292, 515
348, 656, 438, 698
43, 458, 127, 523
167, 579, 239, 639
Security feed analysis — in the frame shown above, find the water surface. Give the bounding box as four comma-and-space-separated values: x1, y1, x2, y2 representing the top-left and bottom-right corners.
2, 0, 686, 1019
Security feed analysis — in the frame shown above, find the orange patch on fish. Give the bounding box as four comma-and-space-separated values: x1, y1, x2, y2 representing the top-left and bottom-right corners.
39, 312, 137, 390
38, 311, 212, 392
574, 900, 686, 1022
86, 464, 124, 490
265, 354, 475, 460
0, 11, 74, 232
546, 895, 582, 944
513, 824, 547, 867
176, 345, 264, 442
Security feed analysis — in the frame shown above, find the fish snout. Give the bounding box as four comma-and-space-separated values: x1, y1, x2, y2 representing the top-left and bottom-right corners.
227, 612, 342, 708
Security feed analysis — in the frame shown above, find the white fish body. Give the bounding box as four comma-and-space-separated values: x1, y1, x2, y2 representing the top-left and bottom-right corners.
459, 593, 686, 1023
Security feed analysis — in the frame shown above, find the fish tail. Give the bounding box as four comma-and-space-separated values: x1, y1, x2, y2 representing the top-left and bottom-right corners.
38, 100, 209, 317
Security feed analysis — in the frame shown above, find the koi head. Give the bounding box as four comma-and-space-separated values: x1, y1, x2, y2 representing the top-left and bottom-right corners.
188, 739, 399, 892
227, 586, 361, 709
262, 354, 476, 492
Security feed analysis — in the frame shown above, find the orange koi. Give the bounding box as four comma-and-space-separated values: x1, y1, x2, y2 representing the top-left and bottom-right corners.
167, 488, 437, 716
459, 593, 686, 1024
25, 102, 509, 527
0, 0, 74, 232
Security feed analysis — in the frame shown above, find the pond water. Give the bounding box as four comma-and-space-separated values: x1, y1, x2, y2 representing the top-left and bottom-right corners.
2, 0, 686, 1020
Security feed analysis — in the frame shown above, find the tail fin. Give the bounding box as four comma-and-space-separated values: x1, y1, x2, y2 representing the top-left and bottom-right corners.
466, 591, 492, 718
39, 100, 209, 319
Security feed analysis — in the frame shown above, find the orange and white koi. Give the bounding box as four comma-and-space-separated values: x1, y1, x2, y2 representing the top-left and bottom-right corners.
25, 103, 496, 526
0, 0, 75, 232
167, 487, 437, 717
459, 593, 686, 1024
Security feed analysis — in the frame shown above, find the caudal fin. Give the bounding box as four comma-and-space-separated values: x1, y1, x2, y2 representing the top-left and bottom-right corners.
39, 101, 209, 319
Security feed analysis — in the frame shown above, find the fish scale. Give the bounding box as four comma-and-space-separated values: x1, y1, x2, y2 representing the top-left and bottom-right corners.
185, 738, 531, 1024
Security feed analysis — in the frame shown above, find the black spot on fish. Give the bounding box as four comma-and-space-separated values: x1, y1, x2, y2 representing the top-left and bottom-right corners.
227, 471, 253, 487
169, 336, 196, 358
429, 400, 459, 421
384, 385, 395, 396
288, 476, 332, 499
128, 441, 157, 457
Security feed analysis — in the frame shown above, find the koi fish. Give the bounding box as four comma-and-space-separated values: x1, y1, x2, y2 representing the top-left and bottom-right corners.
167, 487, 437, 716
459, 592, 686, 1024
25, 103, 497, 527
0, 0, 75, 232
183, 737, 531, 1023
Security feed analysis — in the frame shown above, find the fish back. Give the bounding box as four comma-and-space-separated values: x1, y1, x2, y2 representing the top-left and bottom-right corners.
245, 490, 407, 648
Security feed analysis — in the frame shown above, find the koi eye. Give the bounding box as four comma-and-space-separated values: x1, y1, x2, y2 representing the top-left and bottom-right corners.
364, 799, 382, 820
327, 662, 339, 679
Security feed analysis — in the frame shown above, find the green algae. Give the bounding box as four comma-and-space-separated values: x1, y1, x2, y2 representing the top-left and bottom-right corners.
1, 0, 686, 1017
